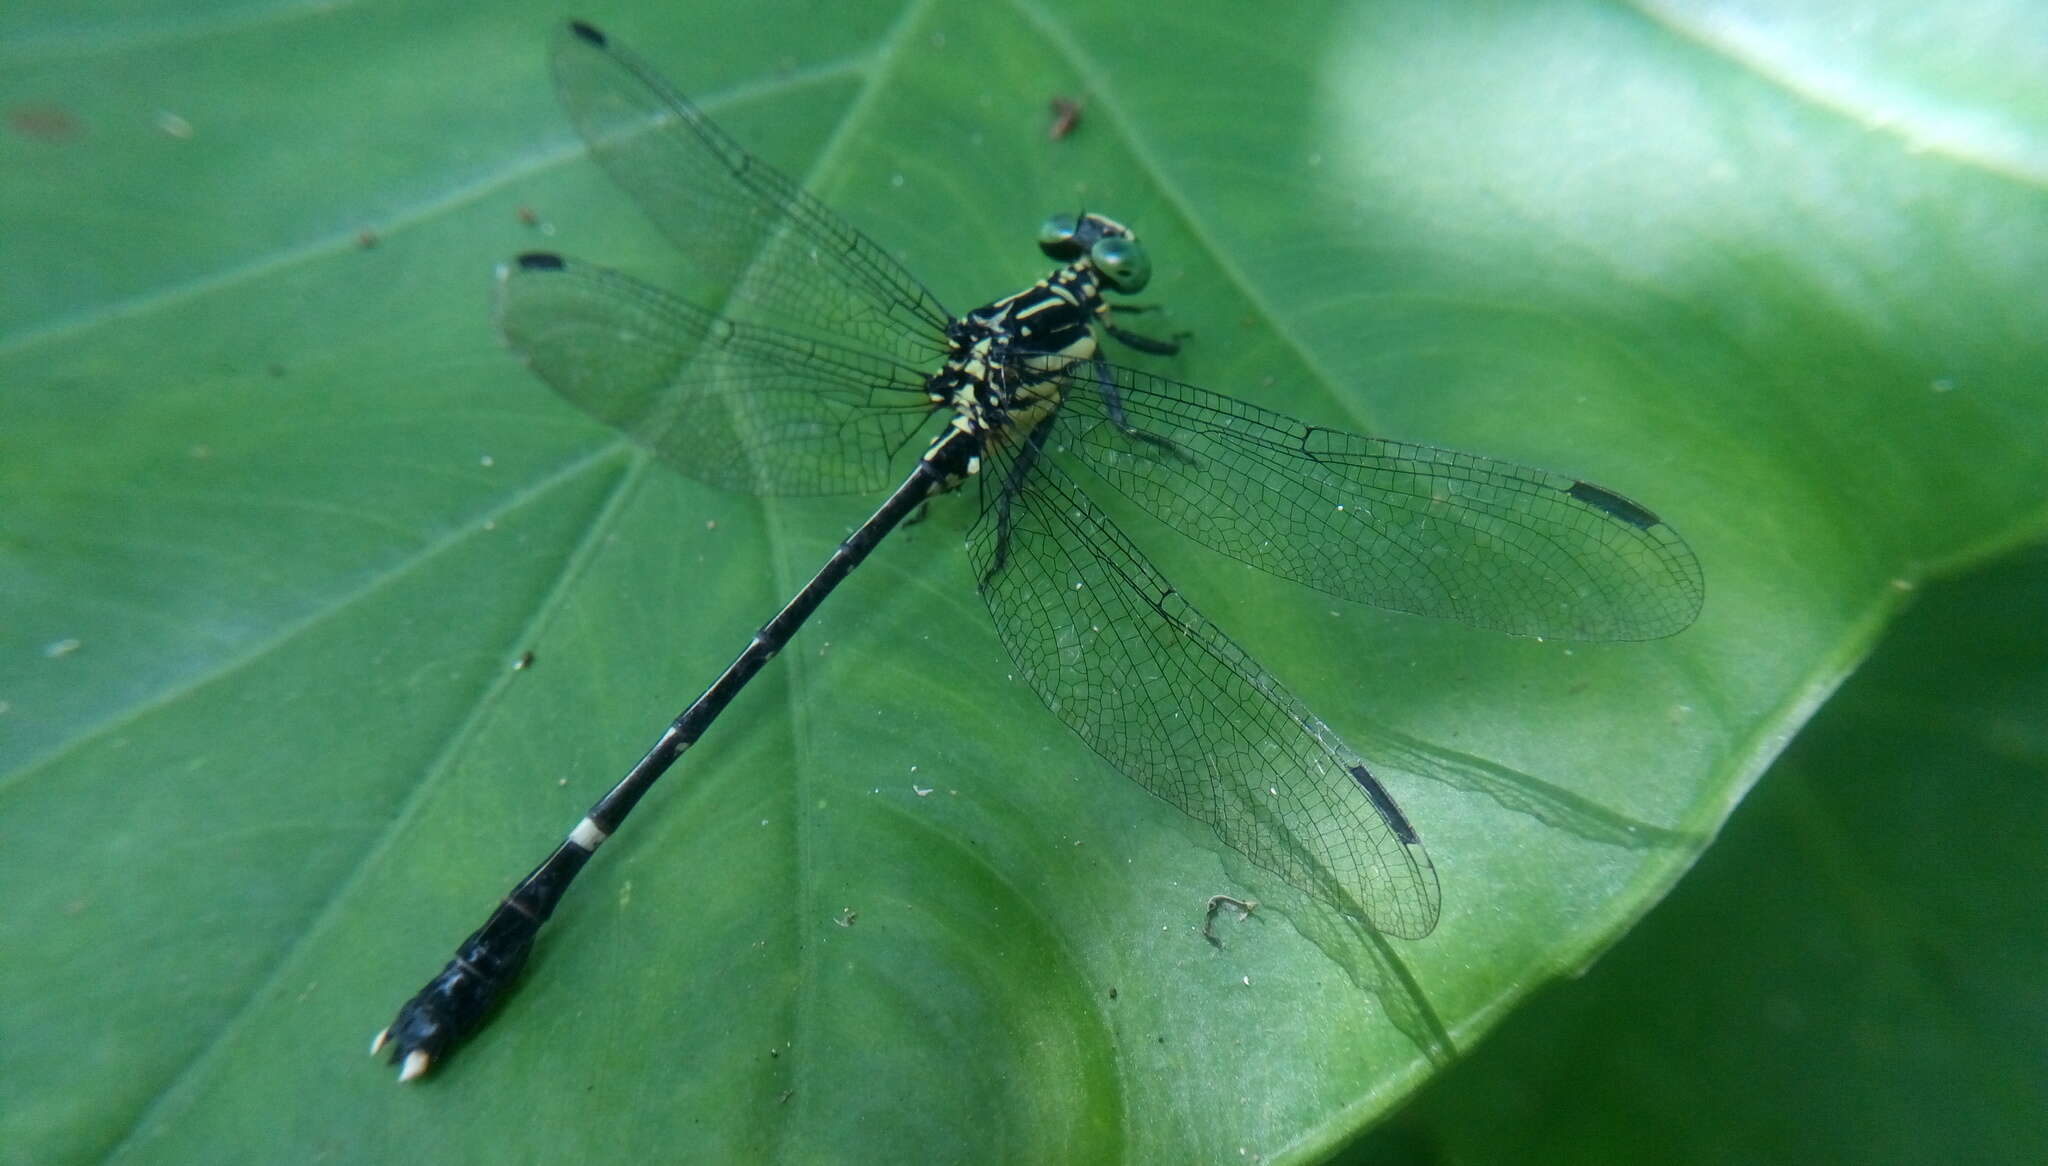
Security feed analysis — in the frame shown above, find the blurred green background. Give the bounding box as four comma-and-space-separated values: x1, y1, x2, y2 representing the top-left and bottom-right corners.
1346, 543, 2048, 1163
3, 0, 2042, 1162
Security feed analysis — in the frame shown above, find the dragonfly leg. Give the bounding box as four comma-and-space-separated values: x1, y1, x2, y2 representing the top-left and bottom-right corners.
978, 415, 1059, 587
1102, 318, 1185, 355
1085, 358, 1197, 465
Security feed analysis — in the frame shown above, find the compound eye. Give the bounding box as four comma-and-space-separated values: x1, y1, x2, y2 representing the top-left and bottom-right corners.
1090, 235, 1152, 293
1037, 213, 1083, 260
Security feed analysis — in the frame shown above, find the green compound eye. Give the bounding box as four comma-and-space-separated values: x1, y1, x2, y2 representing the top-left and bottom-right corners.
1090, 235, 1152, 293
1036, 213, 1083, 259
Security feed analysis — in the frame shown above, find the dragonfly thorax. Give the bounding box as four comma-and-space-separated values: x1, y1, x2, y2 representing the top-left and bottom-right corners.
920, 260, 1110, 481
920, 211, 1155, 472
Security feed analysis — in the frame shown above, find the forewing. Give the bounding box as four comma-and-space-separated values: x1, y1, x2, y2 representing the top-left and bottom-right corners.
495, 254, 934, 496
967, 441, 1441, 939
548, 22, 952, 366
1056, 363, 1704, 641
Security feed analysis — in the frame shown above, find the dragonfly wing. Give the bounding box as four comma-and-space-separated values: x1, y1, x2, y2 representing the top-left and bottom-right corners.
968, 430, 1441, 940
1055, 362, 1704, 641
496, 253, 935, 496
549, 22, 952, 365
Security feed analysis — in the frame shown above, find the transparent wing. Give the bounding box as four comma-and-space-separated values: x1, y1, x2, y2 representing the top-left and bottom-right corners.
1052, 361, 1704, 642
968, 433, 1441, 939
495, 253, 935, 496
550, 22, 952, 365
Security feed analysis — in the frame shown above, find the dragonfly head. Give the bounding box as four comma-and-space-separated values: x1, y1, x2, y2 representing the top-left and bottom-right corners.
1037, 211, 1153, 294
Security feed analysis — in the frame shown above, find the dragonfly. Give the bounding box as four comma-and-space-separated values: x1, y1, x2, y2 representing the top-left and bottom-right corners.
373, 20, 1704, 1081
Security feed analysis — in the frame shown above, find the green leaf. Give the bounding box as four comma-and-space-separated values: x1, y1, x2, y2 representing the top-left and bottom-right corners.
1349, 543, 2048, 1164
3, 1, 2041, 1162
